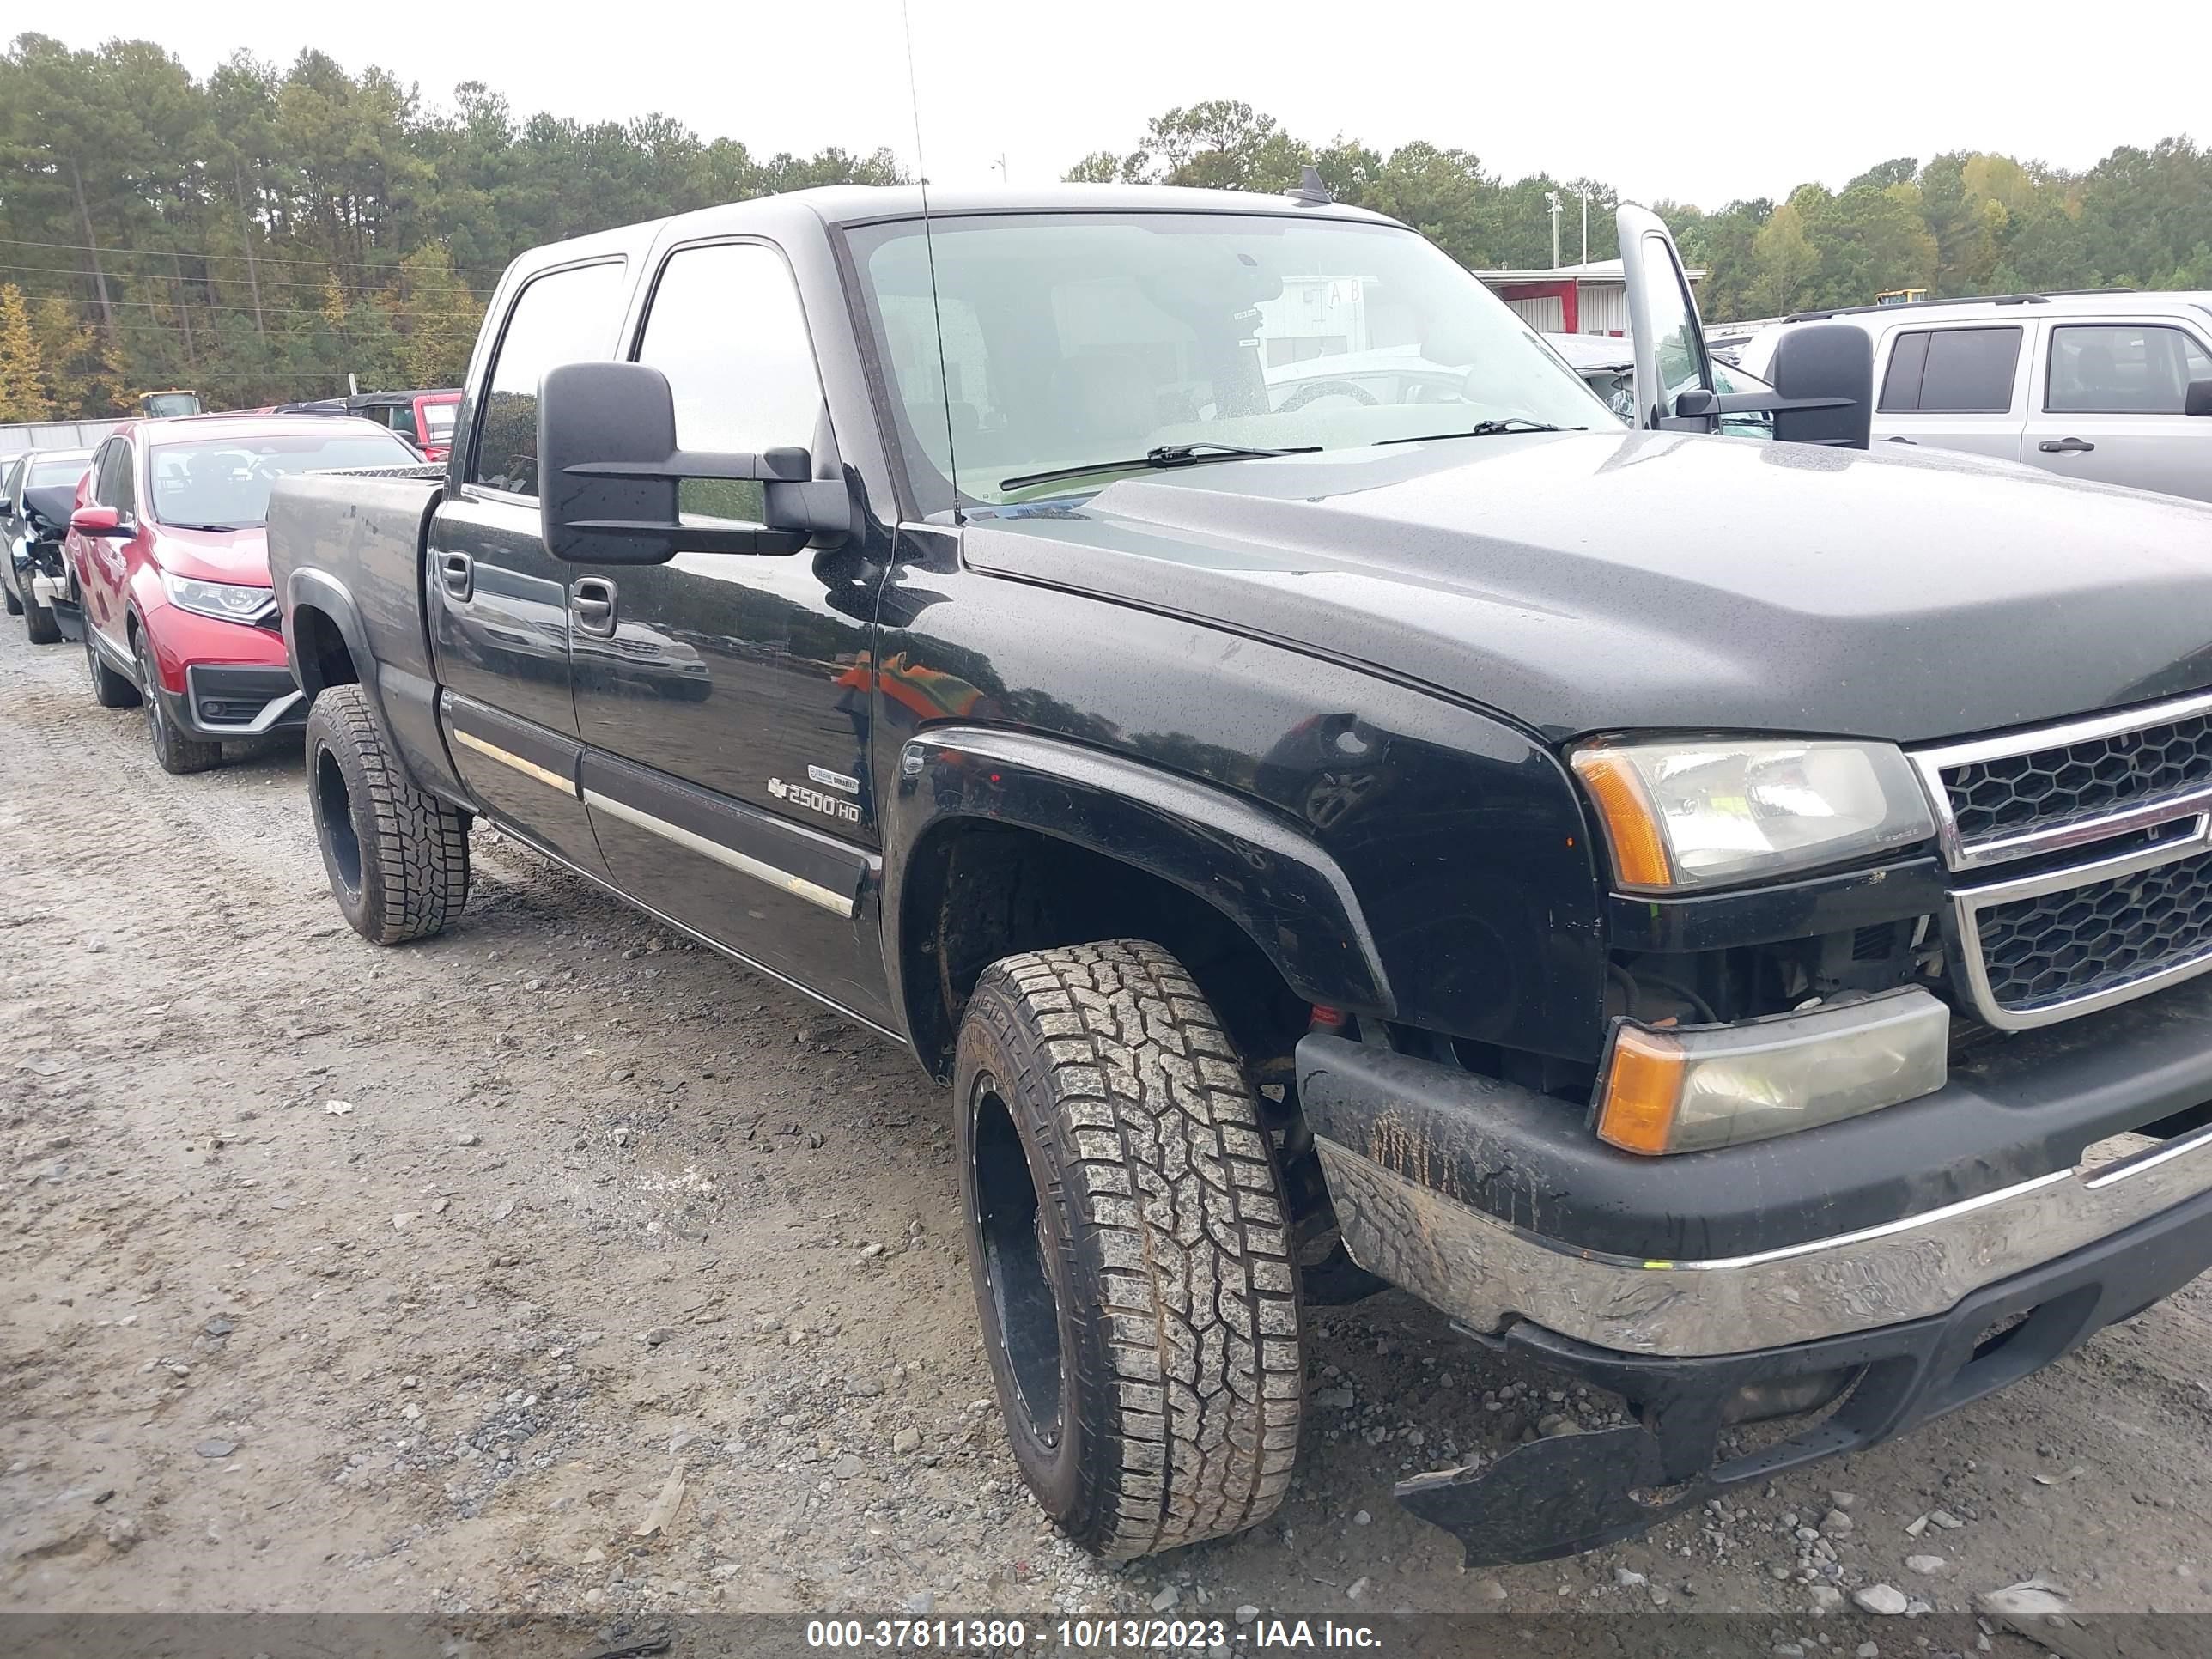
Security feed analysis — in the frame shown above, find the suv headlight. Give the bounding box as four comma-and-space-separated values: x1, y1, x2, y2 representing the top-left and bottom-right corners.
1571, 736, 1935, 891
161, 572, 274, 623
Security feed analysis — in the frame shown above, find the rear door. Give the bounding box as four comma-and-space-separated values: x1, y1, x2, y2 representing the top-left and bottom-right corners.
1869, 323, 2030, 459
2020, 317, 2212, 502
567, 236, 891, 1025
430, 256, 627, 872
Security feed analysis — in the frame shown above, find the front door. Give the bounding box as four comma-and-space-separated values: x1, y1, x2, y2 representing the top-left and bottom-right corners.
2021, 319, 2212, 503
568, 238, 892, 1026
429, 257, 628, 872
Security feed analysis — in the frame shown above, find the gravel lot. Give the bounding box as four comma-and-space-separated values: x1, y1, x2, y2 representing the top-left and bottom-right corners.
7, 619, 2212, 1650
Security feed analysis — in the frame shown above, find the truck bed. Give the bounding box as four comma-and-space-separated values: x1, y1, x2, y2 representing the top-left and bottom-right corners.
265, 465, 460, 799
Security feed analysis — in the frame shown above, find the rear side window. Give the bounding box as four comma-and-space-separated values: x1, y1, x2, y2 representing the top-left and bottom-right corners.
2048, 324, 2212, 413
469, 259, 627, 498
1879, 325, 2021, 413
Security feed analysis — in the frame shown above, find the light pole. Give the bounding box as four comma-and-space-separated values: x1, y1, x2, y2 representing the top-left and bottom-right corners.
1544, 190, 1562, 270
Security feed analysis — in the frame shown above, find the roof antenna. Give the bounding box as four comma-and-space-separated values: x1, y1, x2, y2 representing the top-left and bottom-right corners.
901, 0, 963, 525
1286, 164, 1333, 205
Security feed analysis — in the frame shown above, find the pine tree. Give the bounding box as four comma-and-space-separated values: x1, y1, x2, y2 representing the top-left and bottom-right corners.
0, 283, 54, 422
396, 245, 484, 388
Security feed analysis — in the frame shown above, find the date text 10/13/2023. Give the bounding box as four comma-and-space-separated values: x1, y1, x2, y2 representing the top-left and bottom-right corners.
804, 1618, 1387, 1650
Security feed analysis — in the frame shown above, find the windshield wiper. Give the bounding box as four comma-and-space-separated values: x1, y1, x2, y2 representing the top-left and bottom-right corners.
1000, 442, 1321, 493
1377, 419, 1584, 446
167, 522, 247, 532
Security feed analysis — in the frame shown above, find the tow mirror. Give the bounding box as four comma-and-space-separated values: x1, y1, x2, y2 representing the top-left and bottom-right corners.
69, 503, 129, 538
1767, 326, 1875, 448
2186, 379, 2212, 417
536, 360, 853, 565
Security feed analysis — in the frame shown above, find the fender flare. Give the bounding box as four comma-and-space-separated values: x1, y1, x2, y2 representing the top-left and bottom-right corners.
881, 725, 1396, 1054
282, 567, 467, 803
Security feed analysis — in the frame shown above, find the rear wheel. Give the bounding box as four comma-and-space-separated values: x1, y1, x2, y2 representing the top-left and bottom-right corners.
306, 684, 470, 943
137, 630, 220, 775
955, 939, 1305, 1559
84, 623, 140, 708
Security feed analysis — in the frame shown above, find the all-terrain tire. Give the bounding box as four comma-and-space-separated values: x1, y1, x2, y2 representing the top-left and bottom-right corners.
955, 939, 1304, 1559
306, 684, 469, 943
85, 623, 139, 708
137, 630, 221, 775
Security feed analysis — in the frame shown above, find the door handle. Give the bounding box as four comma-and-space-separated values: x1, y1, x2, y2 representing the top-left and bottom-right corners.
571, 577, 617, 637
437, 550, 473, 599
2039, 436, 2095, 454
1885, 435, 1918, 445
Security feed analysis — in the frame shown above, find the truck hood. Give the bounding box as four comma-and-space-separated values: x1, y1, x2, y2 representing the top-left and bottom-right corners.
960, 430, 2212, 744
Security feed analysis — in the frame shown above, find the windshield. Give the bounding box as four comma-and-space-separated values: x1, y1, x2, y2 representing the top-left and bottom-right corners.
848, 211, 1615, 507
31, 454, 92, 487
147, 430, 417, 528
421, 401, 458, 441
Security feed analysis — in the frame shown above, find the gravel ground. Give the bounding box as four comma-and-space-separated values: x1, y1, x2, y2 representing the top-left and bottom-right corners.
7, 619, 2212, 1650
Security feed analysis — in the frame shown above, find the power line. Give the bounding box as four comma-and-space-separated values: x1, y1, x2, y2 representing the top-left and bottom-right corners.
0, 260, 479, 293
0, 234, 512, 276
19, 290, 477, 320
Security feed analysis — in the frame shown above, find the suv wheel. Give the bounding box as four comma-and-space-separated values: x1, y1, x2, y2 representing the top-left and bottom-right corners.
954, 939, 1304, 1559
84, 623, 140, 709
20, 568, 61, 644
137, 631, 220, 775
305, 684, 469, 943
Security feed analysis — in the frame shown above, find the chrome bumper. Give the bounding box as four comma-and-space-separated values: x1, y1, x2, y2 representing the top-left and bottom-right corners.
1316, 1120, 2212, 1358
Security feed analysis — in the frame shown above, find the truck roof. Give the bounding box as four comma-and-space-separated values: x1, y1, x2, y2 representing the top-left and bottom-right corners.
500, 183, 1407, 286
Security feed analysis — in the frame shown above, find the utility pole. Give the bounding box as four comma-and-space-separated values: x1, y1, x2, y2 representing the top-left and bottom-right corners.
1545, 190, 1562, 270
991, 153, 1009, 185
1580, 188, 1589, 265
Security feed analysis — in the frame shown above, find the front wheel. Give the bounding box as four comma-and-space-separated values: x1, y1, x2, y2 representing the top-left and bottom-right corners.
305, 684, 470, 943
137, 631, 220, 775
955, 939, 1305, 1559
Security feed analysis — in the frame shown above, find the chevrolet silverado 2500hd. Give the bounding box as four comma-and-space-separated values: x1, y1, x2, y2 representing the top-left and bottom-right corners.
265, 185, 2212, 1565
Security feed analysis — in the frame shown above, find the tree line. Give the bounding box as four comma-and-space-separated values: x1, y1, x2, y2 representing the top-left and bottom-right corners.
3, 36, 2209, 422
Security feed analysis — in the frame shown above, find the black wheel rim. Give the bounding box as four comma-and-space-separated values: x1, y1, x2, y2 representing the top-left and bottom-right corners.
315, 744, 363, 899
969, 1071, 1063, 1446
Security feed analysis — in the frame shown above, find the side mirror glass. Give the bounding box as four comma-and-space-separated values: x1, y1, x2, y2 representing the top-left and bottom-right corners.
536, 360, 851, 565
1768, 325, 1875, 449
2186, 378, 2212, 417
69, 503, 128, 538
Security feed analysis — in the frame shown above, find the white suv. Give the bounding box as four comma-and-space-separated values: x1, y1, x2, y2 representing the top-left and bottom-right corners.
1737, 292, 2212, 501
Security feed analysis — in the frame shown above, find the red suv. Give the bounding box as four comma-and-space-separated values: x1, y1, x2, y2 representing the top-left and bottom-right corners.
68, 415, 421, 773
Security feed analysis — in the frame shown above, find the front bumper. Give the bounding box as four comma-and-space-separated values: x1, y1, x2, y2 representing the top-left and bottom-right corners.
1392, 1174, 2212, 1563
166, 663, 306, 738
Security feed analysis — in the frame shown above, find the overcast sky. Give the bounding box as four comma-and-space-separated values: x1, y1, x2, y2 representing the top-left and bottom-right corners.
60, 1, 2212, 209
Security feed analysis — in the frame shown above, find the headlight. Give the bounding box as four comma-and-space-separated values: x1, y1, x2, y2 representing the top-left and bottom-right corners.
161, 572, 274, 623
1571, 736, 1935, 891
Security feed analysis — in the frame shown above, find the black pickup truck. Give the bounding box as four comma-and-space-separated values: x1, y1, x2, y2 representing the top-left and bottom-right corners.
266, 183, 2212, 1567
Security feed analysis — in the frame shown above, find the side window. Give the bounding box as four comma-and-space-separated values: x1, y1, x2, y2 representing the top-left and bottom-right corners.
1880, 327, 2021, 413
634, 241, 826, 525
2048, 324, 2212, 414
469, 260, 627, 498
93, 441, 136, 514
87, 441, 115, 505
1878, 331, 1929, 411
111, 443, 137, 516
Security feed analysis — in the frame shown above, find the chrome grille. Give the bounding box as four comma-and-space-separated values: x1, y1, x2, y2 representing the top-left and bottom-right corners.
1919, 690, 2212, 1030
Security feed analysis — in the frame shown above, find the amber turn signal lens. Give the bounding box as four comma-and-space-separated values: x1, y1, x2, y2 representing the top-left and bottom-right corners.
1571, 749, 1674, 889
1595, 1024, 1686, 1155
